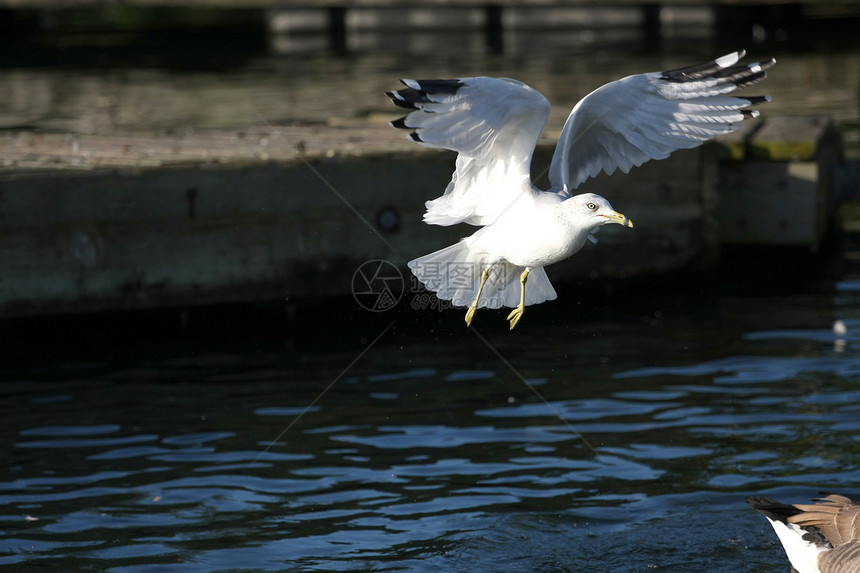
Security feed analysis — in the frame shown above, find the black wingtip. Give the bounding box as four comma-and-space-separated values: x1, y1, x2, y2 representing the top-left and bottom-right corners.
388, 87, 432, 106
746, 496, 802, 523
390, 117, 410, 130
387, 79, 465, 117
661, 52, 776, 88
386, 90, 419, 109
661, 52, 737, 82
402, 79, 463, 94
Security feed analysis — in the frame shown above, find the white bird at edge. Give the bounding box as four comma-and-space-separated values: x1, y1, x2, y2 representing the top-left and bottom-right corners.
387, 50, 775, 330
747, 494, 860, 573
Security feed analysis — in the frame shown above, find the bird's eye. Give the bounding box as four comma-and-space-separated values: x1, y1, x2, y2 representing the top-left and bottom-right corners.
586, 202, 597, 210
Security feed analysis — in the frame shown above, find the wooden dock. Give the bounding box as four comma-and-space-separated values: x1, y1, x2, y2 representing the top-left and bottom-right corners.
0, 114, 845, 317
0, 1, 856, 317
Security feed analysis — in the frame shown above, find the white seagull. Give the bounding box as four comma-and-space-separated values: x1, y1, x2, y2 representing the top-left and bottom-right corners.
388, 50, 774, 329
748, 494, 860, 573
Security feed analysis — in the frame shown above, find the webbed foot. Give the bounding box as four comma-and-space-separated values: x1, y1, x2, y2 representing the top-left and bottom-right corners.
507, 268, 530, 330
507, 305, 525, 330
465, 305, 478, 326
465, 267, 490, 327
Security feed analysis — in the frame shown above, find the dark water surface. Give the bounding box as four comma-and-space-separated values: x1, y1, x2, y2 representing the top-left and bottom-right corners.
2, 249, 860, 572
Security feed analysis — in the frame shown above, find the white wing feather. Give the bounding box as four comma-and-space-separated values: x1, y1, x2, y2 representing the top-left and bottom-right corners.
548, 50, 774, 194
387, 51, 772, 222
388, 77, 550, 226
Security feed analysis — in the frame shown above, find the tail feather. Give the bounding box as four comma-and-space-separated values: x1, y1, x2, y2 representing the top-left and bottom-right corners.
747, 496, 829, 573
408, 241, 557, 309
762, 517, 828, 573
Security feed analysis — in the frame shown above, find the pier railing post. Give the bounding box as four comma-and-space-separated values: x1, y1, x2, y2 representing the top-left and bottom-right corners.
327, 5, 347, 52
484, 3, 503, 54
641, 3, 661, 45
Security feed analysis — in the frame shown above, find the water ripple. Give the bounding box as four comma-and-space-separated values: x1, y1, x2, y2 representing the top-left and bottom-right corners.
615, 355, 860, 383
332, 425, 572, 448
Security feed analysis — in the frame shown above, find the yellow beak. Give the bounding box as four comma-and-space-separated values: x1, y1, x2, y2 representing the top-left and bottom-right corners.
603, 212, 633, 228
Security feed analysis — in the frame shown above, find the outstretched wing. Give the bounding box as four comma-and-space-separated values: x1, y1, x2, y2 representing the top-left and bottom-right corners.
549, 50, 775, 195
387, 77, 550, 226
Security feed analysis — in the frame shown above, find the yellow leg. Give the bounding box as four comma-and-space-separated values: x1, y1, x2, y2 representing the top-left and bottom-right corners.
465, 267, 490, 326
506, 269, 529, 330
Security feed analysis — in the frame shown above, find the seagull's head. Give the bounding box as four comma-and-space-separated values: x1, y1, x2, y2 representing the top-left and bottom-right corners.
564, 193, 633, 229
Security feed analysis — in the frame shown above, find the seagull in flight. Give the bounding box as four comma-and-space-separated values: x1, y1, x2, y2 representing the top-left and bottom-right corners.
387, 50, 774, 329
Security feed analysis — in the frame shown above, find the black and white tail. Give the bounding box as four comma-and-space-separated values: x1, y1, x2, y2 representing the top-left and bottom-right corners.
748, 496, 830, 573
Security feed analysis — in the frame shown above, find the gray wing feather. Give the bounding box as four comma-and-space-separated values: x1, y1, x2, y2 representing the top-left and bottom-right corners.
549, 50, 774, 195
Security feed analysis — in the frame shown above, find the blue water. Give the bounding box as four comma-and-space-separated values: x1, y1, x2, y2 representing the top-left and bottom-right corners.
2, 259, 859, 572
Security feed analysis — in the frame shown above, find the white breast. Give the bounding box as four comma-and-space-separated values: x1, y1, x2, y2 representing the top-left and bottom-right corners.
468, 197, 589, 268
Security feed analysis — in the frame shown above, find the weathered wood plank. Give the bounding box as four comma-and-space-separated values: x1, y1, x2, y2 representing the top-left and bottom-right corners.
0, 123, 412, 172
